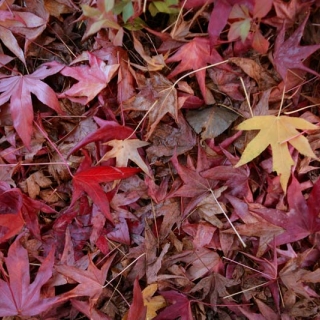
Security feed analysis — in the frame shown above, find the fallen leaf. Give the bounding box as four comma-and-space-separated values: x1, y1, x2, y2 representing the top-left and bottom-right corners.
229, 57, 276, 90
123, 73, 178, 139
154, 291, 193, 320
142, 283, 166, 320
273, 13, 320, 80
124, 278, 147, 320
71, 166, 140, 222
0, 236, 61, 317
67, 118, 135, 157
59, 52, 119, 104
235, 115, 318, 191
101, 139, 150, 176
0, 182, 24, 243
25, 171, 52, 199
0, 61, 64, 148
186, 105, 238, 142
166, 37, 225, 102
132, 32, 167, 71
80, 0, 120, 39
56, 253, 116, 300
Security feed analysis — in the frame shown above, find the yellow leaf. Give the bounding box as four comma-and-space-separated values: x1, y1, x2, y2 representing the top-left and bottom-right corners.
235, 115, 318, 191
101, 139, 150, 176
142, 284, 166, 320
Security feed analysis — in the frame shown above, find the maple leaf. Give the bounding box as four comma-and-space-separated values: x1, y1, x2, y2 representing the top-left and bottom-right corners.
166, 37, 224, 102
251, 176, 320, 245
80, 0, 120, 39
68, 118, 135, 157
55, 253, 115, 300
154, 291, 193, 320
0, 9, 48, 65
0, 182, 24, 243
101, 139, 150, 176
235, 115, 318, 191
263, 0, 313, 29
0, 236, 61, 317
0, 61, 64, 148
123, 279, 147, 320
71, 166, 140, 222
59, 52, 119, 104
273, 13, 320, 80
123, 73, 178, 139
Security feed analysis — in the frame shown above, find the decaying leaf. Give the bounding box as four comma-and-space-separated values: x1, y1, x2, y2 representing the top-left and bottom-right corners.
235, 115, 318, 191
123, 73, 178, 139
186, 106, 238, 142
101, 139, 150, 176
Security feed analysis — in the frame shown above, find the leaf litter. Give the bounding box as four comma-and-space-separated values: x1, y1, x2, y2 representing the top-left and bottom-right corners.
0, 1, 320, 319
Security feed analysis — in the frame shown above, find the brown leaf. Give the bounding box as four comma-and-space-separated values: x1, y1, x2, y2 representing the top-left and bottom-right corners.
123, 73, 178, 139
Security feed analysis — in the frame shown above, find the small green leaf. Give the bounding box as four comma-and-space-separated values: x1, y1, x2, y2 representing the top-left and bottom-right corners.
122, 1, 134, 22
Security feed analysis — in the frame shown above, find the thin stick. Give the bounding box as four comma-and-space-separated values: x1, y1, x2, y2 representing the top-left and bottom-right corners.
240, 77, 253, 118
209, 188, 246, 248
172, 60, 229, 88
223, 282, 268, 299
102, 253, 145, 288
278, 84, 286, 117
0, 162, 72, 166
284, 103, 320, 115
223, 257, 271, 278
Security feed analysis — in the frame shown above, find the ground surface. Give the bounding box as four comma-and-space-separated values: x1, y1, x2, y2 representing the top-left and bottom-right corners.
1, 0, 320, 319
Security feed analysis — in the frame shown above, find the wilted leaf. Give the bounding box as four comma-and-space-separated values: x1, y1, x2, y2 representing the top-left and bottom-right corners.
186, 106, 238, 141
123, 73, 178, 139
101, 139, 150, 176
142, 283, 166, 320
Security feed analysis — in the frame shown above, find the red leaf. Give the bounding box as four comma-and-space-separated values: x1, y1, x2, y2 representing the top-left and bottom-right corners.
59, 52, 119, 104
126, 278, 147, 320
0, 182, 24, 243
55, 253, 116, 300
251, 176, 320, 245
72, 166, 140, 222
166, 37, 225, 102
67, 118, 134, 157
169, 152, 217, 198
0, 61, 64, 148
154, 291, 193, 320
273, 13, 320, 80
0, 236, 60, 317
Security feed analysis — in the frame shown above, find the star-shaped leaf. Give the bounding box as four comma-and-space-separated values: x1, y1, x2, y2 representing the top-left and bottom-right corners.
101, 139, 150, 176
0, 61, 64, 148
273, 13, 320, 80
166, 37, 224, 102
59, 52, 119, 104
235, 115, 318, 191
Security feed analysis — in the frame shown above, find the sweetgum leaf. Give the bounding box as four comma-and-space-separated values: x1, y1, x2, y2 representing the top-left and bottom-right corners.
72, 166, 140, 222
273, 13, 320, 80
235, 115, 318, 191
0, 61, 64, 148
0, 236, 60, 317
